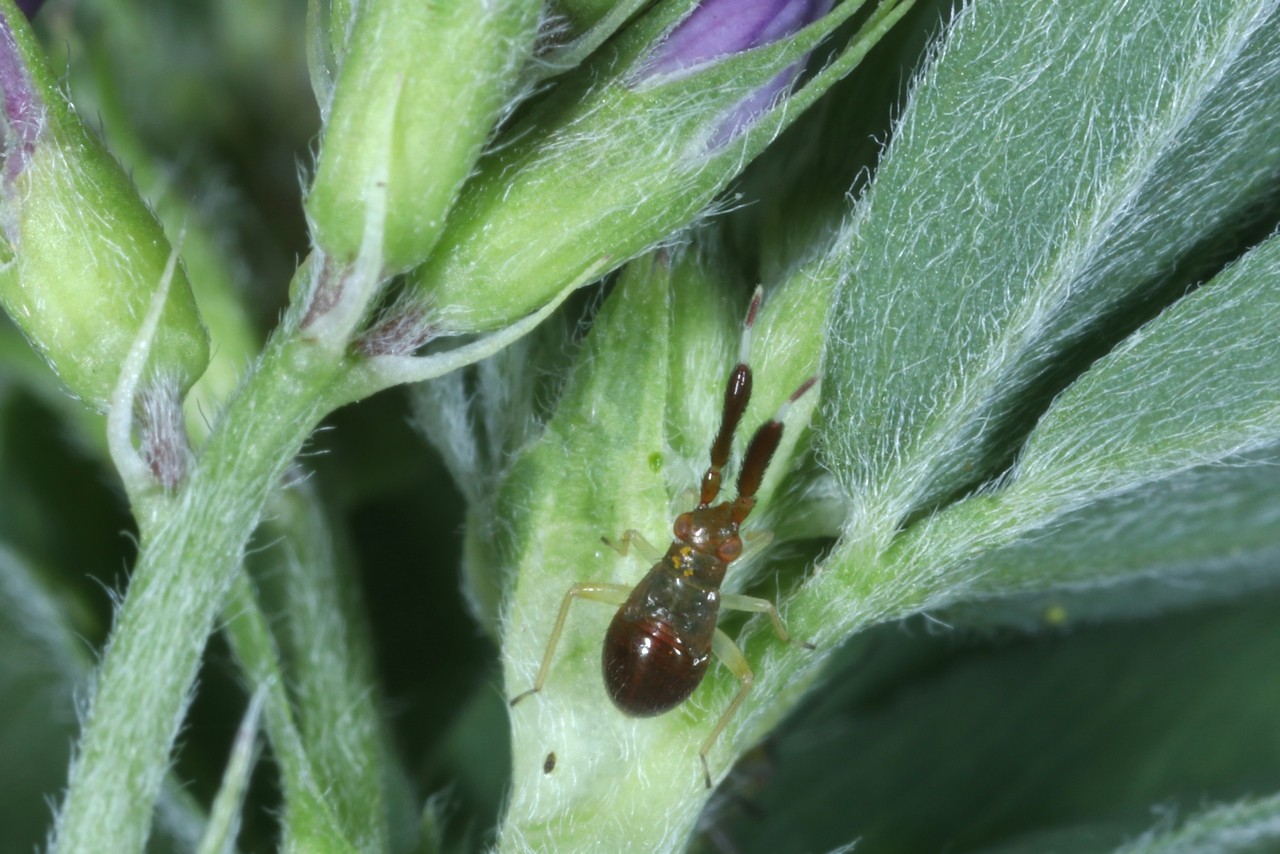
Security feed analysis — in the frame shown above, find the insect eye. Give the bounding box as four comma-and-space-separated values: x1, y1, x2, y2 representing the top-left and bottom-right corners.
716, 538, 742, 563
673, 513, 692, 540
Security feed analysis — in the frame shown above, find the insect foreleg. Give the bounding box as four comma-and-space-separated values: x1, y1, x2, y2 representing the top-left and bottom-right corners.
601, 529, 662, 563
736, 528, 775, 564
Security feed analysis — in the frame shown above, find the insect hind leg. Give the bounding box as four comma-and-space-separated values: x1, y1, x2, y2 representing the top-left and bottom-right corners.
700, 628, 755, 789
509, 582, 631, 706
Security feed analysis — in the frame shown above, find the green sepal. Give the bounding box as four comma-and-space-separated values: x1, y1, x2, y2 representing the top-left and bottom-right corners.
550, 0, 618, 31
0, 1, 209, 411
305, 0, 540, 276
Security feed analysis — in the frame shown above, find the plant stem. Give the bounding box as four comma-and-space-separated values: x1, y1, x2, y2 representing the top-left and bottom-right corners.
52, 331, 349, 854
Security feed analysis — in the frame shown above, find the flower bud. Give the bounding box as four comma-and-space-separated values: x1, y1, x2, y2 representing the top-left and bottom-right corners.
0, 3, 209, 411
405, 0, 889, 336
305, 0, 539, 277
645, 0, 834, 146
308, 0, 356, 99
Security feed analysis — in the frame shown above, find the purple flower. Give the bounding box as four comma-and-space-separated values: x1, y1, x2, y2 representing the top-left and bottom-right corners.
646, 0, 834, 77
0, 6, 43, 183
643, 0, 835, 145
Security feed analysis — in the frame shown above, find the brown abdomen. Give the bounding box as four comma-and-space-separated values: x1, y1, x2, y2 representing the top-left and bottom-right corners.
602, 611, 709, 717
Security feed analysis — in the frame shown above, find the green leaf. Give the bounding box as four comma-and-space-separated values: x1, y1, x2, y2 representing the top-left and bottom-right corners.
693, 592, 1280, 853
1116, 792, 1280, 853
937, 445, 1280, 631
680, 1, 1280, 835
819, 0, 1280, 537
890, 230, 1280, 612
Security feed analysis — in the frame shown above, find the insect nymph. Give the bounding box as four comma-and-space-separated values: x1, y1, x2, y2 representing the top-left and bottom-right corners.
510, 289, 815, 788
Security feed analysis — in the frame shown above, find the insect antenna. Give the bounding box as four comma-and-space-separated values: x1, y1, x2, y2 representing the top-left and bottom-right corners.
699, 287, 763, 507
732, 376, 817, 524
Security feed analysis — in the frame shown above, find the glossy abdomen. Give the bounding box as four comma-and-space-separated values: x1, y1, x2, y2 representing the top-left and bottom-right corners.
603, 610, 710, 716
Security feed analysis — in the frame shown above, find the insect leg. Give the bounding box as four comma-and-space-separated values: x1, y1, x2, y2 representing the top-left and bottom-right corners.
700, 627, 755, 789
600, 529, 662, 563
720, 592, 813, 649
509, 582, 631, 706
736, 528, 775, 564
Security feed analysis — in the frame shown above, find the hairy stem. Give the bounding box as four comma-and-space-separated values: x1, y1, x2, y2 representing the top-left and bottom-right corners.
52, 332, 350, 853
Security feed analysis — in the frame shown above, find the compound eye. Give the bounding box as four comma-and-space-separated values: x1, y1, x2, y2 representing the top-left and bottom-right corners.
716, 537, 742, 563
673, 513, 692, 541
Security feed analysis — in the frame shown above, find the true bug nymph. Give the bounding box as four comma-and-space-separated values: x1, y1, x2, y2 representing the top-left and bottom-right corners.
510, 288, 815, 788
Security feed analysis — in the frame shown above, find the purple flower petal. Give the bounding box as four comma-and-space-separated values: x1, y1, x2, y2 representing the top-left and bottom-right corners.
639, 0, 836, 146
710, 64, 799, 147
1, 7, 44, 182
646, 0, 834, 78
